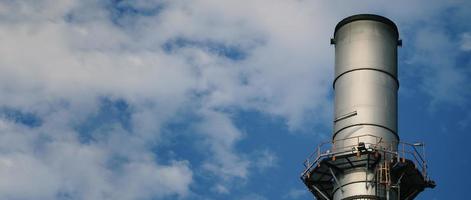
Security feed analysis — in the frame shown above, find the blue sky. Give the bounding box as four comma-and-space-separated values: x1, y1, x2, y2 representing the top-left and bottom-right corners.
0, 0, 469, 200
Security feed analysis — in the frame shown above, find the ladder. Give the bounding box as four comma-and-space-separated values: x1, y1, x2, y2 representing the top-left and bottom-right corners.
377, 162, 391, 186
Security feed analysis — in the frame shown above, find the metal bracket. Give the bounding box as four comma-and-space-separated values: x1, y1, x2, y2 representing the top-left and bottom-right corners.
311, 185, 331, 200
366, 153, 370, 189
330, 38, 336, 45
329, 167, 344, 193
334, 111, 357, 123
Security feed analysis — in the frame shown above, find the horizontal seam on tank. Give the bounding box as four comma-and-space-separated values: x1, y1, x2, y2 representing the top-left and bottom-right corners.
333, 68, 399, 90
332, 180, 377, 196
341, 194, 381, 200
332, 123, 400, 141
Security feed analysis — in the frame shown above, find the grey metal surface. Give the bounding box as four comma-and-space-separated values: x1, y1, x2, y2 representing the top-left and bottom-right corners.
333, 18, 399, 149
332, 15, 399, 200
302, 14, 434, 200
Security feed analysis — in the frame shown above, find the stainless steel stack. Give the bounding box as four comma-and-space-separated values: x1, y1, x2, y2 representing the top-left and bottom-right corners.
301, 14, 435, 200
332, 14, 399, 200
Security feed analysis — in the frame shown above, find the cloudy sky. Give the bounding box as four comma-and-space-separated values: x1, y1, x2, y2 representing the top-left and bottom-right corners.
0, 0, 469, 199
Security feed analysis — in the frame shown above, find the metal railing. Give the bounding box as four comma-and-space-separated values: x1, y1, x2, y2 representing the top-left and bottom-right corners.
301, 134, 429, 181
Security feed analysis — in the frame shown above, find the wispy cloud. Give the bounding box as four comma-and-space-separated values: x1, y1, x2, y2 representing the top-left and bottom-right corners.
460, 32, 471, 51
405, 28, 471, 109
252, 149, 278, 172
283, 188, 308, 199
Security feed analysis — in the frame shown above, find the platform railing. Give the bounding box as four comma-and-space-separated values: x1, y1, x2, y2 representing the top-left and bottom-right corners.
301, 134, 429, 181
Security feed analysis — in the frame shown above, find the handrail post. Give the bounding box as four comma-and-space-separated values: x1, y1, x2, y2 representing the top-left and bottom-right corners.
402, 143, 405, 163
318, 145, 320, 158
423, 144, 427, 180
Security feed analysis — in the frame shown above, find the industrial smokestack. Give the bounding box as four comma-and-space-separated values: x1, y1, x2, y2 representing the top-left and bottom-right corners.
301, 14, 435, 200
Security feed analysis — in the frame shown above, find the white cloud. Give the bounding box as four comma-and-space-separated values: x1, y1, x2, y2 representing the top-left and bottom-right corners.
240, 193, 267, 200
0, 152, 61, 199
283, 188, 308, 199
197, 110, 250, 180
116, 160, 192, 199
211, 184, 230, 194
461, 32, 471, 51
252, 149, 278, 171
0, 117, 192, 200
406, 28, 471, 108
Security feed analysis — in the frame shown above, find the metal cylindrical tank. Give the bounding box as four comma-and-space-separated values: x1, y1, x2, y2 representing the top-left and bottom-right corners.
333, 14, 399, 148
332, 14, 401, 200
301, 14, 434, 200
